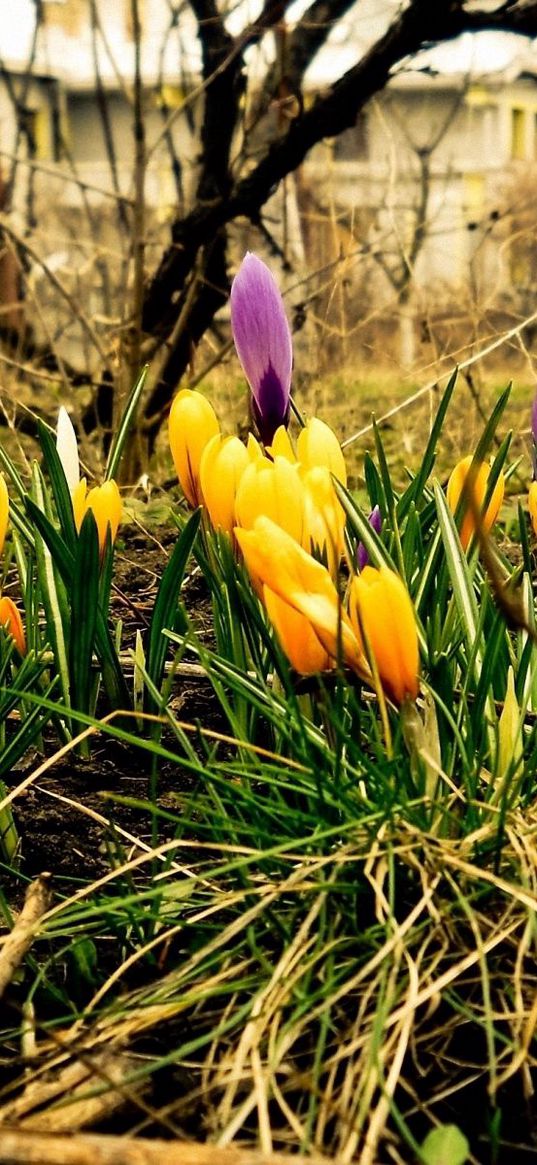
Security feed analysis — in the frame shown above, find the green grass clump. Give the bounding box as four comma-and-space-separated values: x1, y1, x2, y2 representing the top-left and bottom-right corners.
1, 369, 537, 1163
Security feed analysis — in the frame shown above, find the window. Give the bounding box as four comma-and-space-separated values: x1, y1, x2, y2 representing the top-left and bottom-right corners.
19, 107, 50, 160
464, 172, 485, 222
42, 1, 85, 35
511, 108, 526, 160
333, 113, 368, 162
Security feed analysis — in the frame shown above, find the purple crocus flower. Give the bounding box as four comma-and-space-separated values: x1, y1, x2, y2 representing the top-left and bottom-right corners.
357, 505, 382, 571
230, 252, 292, 445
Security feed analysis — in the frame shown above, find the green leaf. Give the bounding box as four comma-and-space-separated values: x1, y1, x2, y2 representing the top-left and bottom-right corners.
364, 451, 384, 512
518, 500, 532, 578
398, 368, 458, 521
333, 479, 396, 571
105, 364, 148, 482
420, 1124, 469, 1165
36, 419, 78, 549
0, 675, 56, 779
30, 464, 72, 720
95, 610, 132, 712
473, 383, 511, 464
435, 483, 497, 751
435, 483, 480, 666
145, 508, 201, 711
25, 496, 75, 586
69, 509, 100, 715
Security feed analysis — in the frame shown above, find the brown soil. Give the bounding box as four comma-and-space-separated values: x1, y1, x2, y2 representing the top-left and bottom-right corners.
3, 520, 219, 902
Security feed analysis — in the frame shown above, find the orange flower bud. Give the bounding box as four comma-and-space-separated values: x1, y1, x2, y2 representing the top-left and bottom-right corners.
349, 566, 419, 705
0, 596, 26, 655
446, 456, 504, 551
169, 389, 220, 508
72, 478, 122, 555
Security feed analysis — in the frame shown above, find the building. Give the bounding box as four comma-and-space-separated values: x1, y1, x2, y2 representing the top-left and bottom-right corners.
0, 4, 535, 368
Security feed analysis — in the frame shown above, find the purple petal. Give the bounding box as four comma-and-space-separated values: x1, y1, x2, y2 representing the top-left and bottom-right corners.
230, 253, 292, 442
357, 505, 382, 571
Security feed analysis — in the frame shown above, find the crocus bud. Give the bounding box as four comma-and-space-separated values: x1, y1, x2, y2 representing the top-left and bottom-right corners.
268, 425, 296, 463
235, 456, 306, 545
446, 455, 504, 551
497, 667, 522, 782
301, 465, 346, 577
235, 516, 367, 676
0, 596, 26, 655
296, 418, 347, 486
169, 389, 220, 508
357, 505, 382, 571
349, 565, 419, 705
199, 434, 251, 536
230, 253, 292, 446
0, 475, 8, 557
263, 585, 333, 675
56, 407, 80, 492
72, 479, 122, 556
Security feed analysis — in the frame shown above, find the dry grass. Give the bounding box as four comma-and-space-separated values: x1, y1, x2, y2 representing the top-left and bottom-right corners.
2, 757, 537, 1160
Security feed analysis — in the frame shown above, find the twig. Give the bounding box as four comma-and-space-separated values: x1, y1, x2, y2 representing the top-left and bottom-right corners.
0, 873, 52, 999
341, 305, 537, 449
0, 1130, 330, 1164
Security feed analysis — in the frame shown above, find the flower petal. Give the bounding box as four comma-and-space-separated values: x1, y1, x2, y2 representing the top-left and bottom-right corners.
230, 253, 292, 443
56, 407, 80, 492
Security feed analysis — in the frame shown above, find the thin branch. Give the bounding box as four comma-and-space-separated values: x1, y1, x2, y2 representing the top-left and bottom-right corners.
341, 303, 537, 449
142, 0, 470, 338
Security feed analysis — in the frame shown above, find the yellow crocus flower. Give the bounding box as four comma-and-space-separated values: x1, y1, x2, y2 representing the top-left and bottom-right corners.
446, 455, 504, 551
235, 455, 306, 544
263, 585, 333, 674
349, 565, 419, 705
72, 479, 122, 555
296, 418, 347, 486
199, 434, 252, 536
268, 425, 296, 462
235, 516, 367, 676
169, 389, 220, 508
301, 465, 346, 577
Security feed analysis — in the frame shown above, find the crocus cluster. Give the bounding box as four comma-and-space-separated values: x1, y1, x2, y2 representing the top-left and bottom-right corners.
57, 407, 122, 556
169, 387, 348, 573
168, 252, 421, 705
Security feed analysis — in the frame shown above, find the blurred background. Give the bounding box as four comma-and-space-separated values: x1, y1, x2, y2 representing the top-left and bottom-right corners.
0, 0, 536, 483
